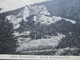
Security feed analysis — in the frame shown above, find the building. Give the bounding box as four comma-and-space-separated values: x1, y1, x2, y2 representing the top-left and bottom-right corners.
16, 5, 50, 21
6, 5, 50, 23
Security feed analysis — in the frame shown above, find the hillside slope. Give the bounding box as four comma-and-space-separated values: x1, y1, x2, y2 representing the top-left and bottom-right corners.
1, 0, 80, 55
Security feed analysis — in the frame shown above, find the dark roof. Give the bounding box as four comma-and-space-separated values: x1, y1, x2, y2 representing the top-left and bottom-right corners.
16, 5, 45, 17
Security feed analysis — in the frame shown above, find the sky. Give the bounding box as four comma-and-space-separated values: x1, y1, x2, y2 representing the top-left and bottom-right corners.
0, 0, 47, 13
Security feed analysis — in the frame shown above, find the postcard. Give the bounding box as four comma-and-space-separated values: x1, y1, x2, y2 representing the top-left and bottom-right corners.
0, 0, 80, 60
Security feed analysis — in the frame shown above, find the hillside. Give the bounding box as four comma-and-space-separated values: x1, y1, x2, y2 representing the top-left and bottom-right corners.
0, 0, 80, 55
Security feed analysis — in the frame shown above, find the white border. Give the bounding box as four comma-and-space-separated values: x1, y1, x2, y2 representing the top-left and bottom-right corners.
0, 55, 80, 60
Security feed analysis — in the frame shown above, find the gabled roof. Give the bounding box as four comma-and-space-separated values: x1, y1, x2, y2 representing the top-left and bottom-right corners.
28, 5, 45, 15
16, 5, 47, 18
16, 9, 24, 18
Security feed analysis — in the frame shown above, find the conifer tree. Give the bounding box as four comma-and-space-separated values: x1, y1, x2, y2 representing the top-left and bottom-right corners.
0, 13, 16, 54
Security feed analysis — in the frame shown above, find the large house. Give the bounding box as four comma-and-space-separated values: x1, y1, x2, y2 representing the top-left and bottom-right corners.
16, 5, 50, 21
6, 5, 50, 25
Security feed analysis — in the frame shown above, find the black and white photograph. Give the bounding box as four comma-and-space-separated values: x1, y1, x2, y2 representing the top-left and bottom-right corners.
0, 0, 80, 56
